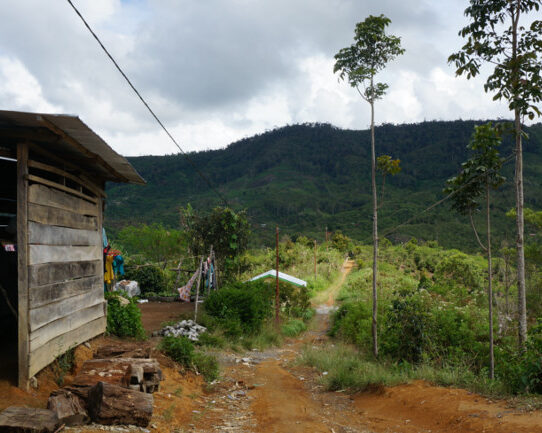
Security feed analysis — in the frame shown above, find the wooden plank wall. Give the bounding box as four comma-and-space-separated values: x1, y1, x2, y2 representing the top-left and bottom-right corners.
23, 163, 106, 379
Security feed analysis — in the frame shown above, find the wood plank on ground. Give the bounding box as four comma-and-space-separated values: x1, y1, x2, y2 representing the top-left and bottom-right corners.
28, 202, 97, 231
29, 285, 103, 332
29, 244, 101, 265
29, 260, 101, 288
28, 316, 106, 378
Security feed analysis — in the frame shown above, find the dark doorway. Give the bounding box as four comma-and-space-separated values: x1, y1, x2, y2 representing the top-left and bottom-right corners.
0, 156, 18, 384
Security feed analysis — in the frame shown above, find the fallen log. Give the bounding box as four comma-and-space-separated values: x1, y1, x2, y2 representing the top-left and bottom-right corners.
47, 389, 89, 426
0, 406, 59, 433
94, 343, 151, 359
87, 382, 153, 427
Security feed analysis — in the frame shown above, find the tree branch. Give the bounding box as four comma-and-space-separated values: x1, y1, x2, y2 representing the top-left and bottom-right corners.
469, 209, 488, 251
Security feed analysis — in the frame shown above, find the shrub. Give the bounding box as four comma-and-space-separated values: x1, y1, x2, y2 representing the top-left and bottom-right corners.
281, 319, 307, 337
105, 292, 146, 339
193, 353, 220, 382
329, 302, 371, 348
160, 336, 194, 366
124, 265, 166, 294
381, 289, 430, 363
159, 336, 219, 382
204, 281, 272, 334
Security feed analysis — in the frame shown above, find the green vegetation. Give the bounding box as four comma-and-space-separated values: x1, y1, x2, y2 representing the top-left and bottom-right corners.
52, 346, 76, 386
159, 336, 219, 382
105, 120, 542, 251
105, 292, 146, 340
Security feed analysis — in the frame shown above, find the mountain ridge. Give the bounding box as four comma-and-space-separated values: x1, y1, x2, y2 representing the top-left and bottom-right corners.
105, 119, 542, 249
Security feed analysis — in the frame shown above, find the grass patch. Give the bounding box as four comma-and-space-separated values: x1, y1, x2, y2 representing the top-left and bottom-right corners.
299, 342, 525, 400
159, 336, 219, 382
300, 344, 406, 391
281, 319, 307, 337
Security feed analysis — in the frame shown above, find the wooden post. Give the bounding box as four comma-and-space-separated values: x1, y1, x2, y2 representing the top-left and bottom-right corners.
173, 257, 183, 289
206, 246, 213, 296
17, 142, 29, 389
275, 226, 279, 327
193, 257, 203, 323
213, 251, 218, 291
314, 240, 317, 277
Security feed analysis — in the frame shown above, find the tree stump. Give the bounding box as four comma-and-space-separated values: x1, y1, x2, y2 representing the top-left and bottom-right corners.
47, 389, 89, 426
87, 382, 153, 427
0, 407, 59, 433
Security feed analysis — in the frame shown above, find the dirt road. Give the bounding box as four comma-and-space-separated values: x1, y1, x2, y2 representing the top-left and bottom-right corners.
185, 260, 542, 433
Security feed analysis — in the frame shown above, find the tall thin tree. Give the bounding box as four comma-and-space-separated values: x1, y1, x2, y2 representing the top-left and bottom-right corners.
449, 0, 542, 349
334, 15, 404, 357
445, 123, 505, 379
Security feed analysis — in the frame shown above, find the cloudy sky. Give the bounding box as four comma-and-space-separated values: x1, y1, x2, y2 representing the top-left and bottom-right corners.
0, 0, 518, 156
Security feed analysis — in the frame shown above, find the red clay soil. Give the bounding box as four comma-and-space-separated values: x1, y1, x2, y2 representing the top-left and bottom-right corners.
138, 301, 195, 335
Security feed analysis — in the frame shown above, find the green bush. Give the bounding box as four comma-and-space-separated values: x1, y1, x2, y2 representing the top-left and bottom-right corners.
329, 302, 371, 348
204, 281, 272, 335
381, 289, 430, 363
160, 336, 194, 365
281, 319, 307, 337
105, 292, 146, 339
193, 352, 220, 382
124, 265, 166, 294
159, 335, 219, 382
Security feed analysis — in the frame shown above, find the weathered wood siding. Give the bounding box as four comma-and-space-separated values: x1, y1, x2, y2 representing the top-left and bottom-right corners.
23, 168, 106, 379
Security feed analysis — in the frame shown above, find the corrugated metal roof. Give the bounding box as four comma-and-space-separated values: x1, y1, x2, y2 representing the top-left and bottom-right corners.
249, 270, 307, 287
0, 110, 145, 185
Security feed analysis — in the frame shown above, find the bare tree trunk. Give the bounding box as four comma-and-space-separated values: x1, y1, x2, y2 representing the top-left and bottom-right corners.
515, 108, 527, 348
511, 2, 527, 350
487, 184, 494, 379
370, 93, 379, 359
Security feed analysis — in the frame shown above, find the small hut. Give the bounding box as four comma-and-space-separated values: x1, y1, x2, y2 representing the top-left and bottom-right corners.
0, 110, 145, 388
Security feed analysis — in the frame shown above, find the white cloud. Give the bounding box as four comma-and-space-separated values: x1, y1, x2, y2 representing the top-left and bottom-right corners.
0, 0, 531, 156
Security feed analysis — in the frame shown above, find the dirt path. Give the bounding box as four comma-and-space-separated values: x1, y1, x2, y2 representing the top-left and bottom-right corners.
187, 261, 542, 433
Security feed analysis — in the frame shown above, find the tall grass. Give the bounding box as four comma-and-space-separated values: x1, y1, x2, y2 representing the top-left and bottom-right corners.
299, 343, 512, 398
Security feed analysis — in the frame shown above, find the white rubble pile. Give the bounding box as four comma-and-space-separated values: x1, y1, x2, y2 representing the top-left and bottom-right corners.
154, 320, 207, 341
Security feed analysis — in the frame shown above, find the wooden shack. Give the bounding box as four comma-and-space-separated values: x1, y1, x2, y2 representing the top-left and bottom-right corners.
0, 110, 145, 388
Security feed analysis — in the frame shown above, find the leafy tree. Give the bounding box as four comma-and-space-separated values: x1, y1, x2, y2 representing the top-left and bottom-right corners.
117, 223, 186, 267
334, 15, 404, 357
180, 206, 250, 281
449, 0, 542, 348
445, 123, 505, 378
376, 154, 401, 206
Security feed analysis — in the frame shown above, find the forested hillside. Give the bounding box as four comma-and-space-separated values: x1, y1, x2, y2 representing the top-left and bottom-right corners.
105, 120, 542, 249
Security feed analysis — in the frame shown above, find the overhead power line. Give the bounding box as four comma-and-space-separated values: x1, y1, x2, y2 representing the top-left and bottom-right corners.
65, 0, 229, 206
376, 152, 516, 241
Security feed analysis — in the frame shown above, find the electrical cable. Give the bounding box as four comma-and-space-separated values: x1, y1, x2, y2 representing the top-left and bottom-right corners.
374, 152, 516, 241
65, 0, 229, 206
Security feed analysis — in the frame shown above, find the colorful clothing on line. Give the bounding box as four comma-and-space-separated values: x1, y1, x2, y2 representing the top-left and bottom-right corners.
104, 255, 115, 284
113, 255, 125, 277
178, 269, 200, 302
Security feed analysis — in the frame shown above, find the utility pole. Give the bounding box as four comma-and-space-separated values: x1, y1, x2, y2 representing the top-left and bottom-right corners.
275, 225, 280, 327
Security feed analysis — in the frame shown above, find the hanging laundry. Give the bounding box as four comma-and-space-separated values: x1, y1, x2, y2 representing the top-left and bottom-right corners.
102, 228, 108, 249
113, 255, 125, 277
104, 254, 115, 284
178, 268, 200, 302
